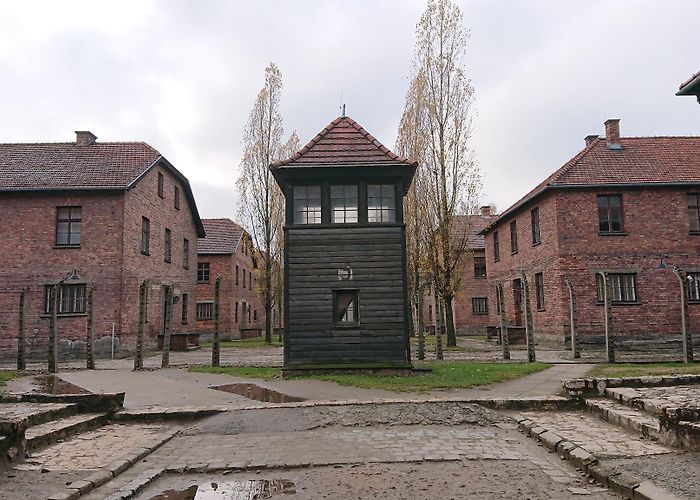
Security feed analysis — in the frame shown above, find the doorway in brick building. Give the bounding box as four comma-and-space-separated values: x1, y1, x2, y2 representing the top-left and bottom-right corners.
512, 278, 523, 326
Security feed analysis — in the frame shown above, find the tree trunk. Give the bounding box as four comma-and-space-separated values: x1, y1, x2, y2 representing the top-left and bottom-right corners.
417, 286, 425, 361
264, 259, 273, 344
434, 286, 444, 361
444, 294, 457, 347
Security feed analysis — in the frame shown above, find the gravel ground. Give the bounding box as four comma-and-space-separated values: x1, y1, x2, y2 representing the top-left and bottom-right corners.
0, 468, 85, 499
134, 462, 614, 500
603, 452, 700, 499
182, 402, 508, 435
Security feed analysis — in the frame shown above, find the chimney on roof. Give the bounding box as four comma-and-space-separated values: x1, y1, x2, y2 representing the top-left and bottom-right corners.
604, 119, 622, 150
75, 130, 97, 146
479, 205, 492, 216
584, 134, 599, 147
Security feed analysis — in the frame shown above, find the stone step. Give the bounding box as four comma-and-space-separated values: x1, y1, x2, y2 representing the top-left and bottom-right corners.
0, 402, 79, 428
26, 412, 109, 453
585, 398, 660, 440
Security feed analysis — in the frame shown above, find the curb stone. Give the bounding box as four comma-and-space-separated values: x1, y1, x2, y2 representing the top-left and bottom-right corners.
514, 415, 682, 500
47, 428, 178, 499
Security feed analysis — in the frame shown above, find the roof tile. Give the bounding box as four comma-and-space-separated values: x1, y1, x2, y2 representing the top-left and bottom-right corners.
198, 218, 244, 254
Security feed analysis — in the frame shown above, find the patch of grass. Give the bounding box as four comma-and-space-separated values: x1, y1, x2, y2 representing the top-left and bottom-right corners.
189, 362, 551, 392
410, 335, 474, 352
199, 337, 283, 349
0, 370, 18, 390
589, 362, 700, 379
189, 365, 281, 379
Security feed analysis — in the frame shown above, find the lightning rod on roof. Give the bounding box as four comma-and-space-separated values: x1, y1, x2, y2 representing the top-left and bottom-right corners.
341, 104, 346, 117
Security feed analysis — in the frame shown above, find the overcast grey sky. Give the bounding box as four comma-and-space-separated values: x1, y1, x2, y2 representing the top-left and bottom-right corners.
1, 1, 698, 219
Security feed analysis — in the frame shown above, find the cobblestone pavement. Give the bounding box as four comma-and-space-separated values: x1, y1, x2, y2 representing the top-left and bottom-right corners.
85, 422, 604, 499
133, 462, 612, 500
603, 452, 700, 499
14, 423, 169, 472
518, 411, 674, 458
626, 384, 700, 411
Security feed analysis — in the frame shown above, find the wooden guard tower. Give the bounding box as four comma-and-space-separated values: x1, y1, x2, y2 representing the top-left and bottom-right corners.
271, 115, 417, 370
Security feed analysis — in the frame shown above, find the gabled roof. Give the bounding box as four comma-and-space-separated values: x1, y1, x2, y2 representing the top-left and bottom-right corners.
0, 138, 205, 237
482, 134, 700, 234
677, 70, 700, 96
198, 218, 244, 255
455, 214, 498, 250
271, 116, 416, 168
0, 142, 161, 190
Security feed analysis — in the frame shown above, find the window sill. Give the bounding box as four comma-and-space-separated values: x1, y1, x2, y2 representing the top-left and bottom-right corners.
690, 231, 700, 236
511, 251, 518, 255
532, 241, 541, 247
141, 251, 150, 256
472, 312, 488, 316
537, 307, 546, 312
40, 312, 87, 318
595, 301, 640, 306
333, 323, 360, 329
53, 245, 80, 249
474, 276, 487, 280
598, 232, 628, 236
198, 280, 210, 284
164, 260, 172, 264
197, 318, 213, 321
494, 258, 500, 263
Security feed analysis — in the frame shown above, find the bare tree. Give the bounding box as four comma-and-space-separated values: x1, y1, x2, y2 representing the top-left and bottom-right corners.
236, 63, 294, 344
405, 0, 482, 347
396, 74, 431, 360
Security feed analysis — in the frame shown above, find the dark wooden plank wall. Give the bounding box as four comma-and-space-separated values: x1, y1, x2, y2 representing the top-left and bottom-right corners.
286, 226, 409, 365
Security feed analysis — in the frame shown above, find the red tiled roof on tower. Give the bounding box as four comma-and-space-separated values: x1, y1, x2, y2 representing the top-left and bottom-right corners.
199, 218, 245, 254
271, 116, 416, 168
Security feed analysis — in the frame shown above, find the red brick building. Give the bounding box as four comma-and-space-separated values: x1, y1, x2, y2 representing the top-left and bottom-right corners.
424, 207, 497, 335
0, 131, 205, 359
196, 218, 265, 339
482, 119, 700, 345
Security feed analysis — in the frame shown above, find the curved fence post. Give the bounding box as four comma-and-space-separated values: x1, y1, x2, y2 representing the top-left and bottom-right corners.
495, 282, 510, 360
598, 272, 615, 363
673, 268, 694, 363
212, 275, 222, 367
17, 290, 26, 371
86, 287, 95, 369
564, 278, 580, 359
519, 271, 536, 363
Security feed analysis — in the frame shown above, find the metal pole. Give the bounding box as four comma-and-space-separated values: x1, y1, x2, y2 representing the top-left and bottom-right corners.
212, 275, 221, 367
600, 272, 615, 363
134, 280, 147, 370
86, 287, 95, 369
564, 278, 580, 359
161, 285, 173, 368
673, 268, 694, 363
496, 282, 510, 360
17, 290, 26, 370
48, 283, 60, 373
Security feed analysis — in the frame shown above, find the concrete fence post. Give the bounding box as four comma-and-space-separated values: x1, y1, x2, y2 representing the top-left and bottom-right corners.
134, 280, 148, 370
212, 275, 222, 367
86, 287, 95, 369
161, 285, 173, 369
519, 271, 536, 363
564, 278, 580, 359
600, 272, 615, 363
673, 268, 694, 363
495, 282, 510, 360
48, 283, 60, 373
17, 290, 26, 371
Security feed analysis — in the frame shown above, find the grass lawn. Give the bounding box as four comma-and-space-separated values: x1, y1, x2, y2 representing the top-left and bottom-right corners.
0, 370, 18, 390
189, 361, 551, 392
199, 337, 283, 349
589, 362, 700, 379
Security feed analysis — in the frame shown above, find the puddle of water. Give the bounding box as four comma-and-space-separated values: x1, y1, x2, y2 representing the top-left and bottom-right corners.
33, 375, 90, 395
150, 479, 296, 499
211, 383, 305, 403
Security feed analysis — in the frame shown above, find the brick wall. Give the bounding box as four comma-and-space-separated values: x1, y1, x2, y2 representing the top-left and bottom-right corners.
196, 242, 265, 339
484, 187, 700, 344
121, 162, 199, 345
0, 191, 125, 358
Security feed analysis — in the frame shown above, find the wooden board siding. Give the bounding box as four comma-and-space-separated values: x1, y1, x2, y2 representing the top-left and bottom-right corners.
285, 226, 410, 366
